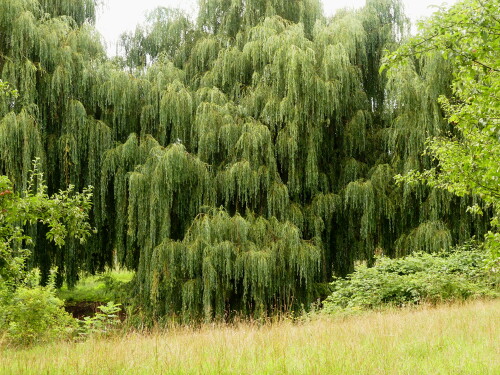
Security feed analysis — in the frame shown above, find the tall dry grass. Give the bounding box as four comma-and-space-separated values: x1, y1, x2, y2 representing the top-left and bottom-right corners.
1, 299, 498, 375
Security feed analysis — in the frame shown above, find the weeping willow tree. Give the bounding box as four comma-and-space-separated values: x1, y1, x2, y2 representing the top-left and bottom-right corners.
118, 7, 195, 69
197, 0, 322, 38
1, 0, 492, 319
0, 0, 124, 285
110, 0, 490, 320
144, 208, 321, 321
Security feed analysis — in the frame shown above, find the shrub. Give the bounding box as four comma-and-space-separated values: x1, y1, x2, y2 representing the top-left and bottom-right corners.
0, 272, 77, 346
322, 243, 499, 314
78, 302, 122, 337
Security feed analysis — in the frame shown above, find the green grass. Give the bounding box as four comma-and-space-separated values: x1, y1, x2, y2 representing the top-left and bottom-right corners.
56, 270, 134, 303
1, 299, 498, 374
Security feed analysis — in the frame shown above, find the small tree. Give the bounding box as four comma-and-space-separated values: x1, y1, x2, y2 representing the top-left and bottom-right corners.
0, 159, 93, 345
387, 0, 500, 265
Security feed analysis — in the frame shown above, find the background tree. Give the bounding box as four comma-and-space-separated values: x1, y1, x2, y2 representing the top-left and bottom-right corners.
0, 159, 93, 345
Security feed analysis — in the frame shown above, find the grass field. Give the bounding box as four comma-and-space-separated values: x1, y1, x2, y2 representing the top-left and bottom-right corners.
1, 299, 498, 375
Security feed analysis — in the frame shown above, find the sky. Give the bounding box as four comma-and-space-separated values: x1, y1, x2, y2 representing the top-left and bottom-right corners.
96, 0, 458, 55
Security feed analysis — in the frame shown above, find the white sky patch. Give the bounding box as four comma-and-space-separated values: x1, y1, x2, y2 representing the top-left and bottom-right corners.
96, 0, 457, 56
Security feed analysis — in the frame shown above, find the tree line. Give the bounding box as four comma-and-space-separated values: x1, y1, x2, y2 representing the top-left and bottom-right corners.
0, 0, 497, 320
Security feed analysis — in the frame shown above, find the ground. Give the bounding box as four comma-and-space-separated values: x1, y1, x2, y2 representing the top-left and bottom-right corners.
1, 299, 498, 375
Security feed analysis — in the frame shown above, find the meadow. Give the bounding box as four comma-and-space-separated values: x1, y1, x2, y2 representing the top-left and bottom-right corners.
1, 299, 498, 375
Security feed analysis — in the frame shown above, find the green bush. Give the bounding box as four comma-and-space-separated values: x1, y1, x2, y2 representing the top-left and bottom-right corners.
78, 301, 122, 337
0, 273, 77, 346
322, 243, 499, 314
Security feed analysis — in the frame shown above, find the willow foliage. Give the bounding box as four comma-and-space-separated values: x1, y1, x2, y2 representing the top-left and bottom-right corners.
142, 209, 321, 321
0, 110, 44, 191
0, 0, 493, 318
197, 0, 322, 38
119, 7, 194, 69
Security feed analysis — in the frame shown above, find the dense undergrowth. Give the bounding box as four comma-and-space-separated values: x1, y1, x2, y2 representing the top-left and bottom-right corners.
2, 240, 498, 348
0, 272, 77, 346
0, 270, 124, 346
322, 243, 499, 314
56, 270, 133, 305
